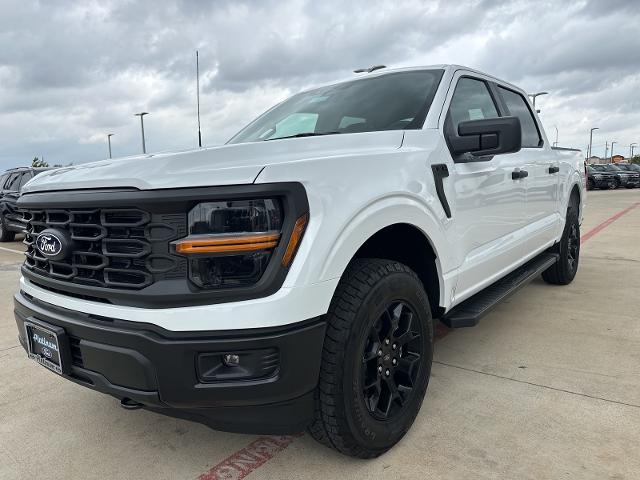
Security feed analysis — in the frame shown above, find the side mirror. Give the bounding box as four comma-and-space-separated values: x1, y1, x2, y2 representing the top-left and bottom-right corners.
448, 116, 522, 159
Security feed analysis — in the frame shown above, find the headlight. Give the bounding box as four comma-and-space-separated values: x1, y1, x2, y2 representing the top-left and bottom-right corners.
593, 175, 602, 180
172, 198, 307, 289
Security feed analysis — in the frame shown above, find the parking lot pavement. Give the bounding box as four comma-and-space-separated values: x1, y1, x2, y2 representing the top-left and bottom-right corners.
1, 189, 639, 480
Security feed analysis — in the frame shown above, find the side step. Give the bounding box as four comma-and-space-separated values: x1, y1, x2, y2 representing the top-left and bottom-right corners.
441, 252, 559, 328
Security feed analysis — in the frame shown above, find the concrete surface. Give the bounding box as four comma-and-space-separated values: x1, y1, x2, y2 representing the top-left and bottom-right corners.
1, 189, 638, 480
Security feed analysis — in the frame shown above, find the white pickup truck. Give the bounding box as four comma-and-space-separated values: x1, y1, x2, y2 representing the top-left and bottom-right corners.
14, 65, 585, 458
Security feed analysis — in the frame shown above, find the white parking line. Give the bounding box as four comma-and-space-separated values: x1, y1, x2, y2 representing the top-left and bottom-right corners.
0, 245, 24, 255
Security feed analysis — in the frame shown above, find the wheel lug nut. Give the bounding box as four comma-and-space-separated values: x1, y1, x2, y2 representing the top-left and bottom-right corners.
392, 358, 397, 365
392, 343, 397, 350
377, 349, 383, 357
385, 369, 390, 376
385, 339, 390, 345
378, 365, 383, 373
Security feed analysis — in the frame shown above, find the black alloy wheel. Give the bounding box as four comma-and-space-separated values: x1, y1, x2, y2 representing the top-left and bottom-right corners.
361, 301, 423, 420
543, 196, 580, 285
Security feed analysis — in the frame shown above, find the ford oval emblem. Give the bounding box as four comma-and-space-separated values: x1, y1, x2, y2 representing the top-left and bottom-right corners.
36, 233, 64, 258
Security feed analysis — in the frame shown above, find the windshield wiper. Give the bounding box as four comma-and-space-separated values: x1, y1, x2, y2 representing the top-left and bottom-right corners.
264, 131, 341, 141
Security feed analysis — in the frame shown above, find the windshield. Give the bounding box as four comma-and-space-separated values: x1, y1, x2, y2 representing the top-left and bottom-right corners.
228, 70, 444, 144
605, 165, 621, 171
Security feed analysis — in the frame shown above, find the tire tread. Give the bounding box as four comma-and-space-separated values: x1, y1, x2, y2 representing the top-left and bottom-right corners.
308, 258, 428, 458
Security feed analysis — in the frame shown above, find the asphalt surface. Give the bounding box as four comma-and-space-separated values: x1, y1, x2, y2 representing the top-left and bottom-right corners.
1, 188, 638, 479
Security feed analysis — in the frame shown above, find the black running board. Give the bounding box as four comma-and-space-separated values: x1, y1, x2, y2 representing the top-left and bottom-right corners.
441, 252, 559, 328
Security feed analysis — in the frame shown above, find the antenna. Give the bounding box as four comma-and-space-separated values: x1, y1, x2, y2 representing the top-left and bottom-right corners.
196, 50, 202, 148
354, 65, 386, 74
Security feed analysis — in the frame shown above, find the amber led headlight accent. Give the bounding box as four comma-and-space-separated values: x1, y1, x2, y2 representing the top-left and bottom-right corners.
282, 213, 309, 268
175, 232, 281, 254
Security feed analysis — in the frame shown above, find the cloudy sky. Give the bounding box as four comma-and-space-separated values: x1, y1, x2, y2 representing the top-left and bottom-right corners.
1, 0, 639, 170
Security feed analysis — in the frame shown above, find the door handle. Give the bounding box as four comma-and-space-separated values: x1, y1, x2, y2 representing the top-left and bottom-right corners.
548, 166, 559, 174
512, 170, 528, 180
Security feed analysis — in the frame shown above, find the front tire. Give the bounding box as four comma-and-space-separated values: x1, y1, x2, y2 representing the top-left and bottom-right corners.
543, 198, 580, 285
0, 215, 16, 242
308, 259, 433, 458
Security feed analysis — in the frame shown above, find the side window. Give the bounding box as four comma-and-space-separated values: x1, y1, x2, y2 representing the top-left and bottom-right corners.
6, 173, 21, 191
448, 77, 500, 131
0, 174, 8, 190
498, 87, 542, 148
18, 172, 33, 190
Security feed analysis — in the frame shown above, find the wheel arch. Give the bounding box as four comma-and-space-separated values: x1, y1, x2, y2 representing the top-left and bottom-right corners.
562, 171, 584, 223
351, 223, 444, 318
312, 197, 453, 315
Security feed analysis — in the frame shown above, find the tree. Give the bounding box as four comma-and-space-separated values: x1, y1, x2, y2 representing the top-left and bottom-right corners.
631, 155, 640, 165
31, 157, 49, 168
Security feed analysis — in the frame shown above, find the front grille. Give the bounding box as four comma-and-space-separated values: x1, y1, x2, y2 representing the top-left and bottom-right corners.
23, 208, 183, 290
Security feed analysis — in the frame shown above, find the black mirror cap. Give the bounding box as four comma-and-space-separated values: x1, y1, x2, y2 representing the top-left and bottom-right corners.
451, 116, 522, 158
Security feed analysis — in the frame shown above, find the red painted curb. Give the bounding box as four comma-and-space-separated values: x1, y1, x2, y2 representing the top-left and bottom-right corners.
581, 201, 640, 244
197, 434, 302, 480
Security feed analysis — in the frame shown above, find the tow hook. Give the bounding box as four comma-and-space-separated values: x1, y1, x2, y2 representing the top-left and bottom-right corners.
120, 397, 144, 410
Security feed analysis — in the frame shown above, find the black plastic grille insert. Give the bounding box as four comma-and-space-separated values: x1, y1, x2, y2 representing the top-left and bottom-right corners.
23, 208, 178, 290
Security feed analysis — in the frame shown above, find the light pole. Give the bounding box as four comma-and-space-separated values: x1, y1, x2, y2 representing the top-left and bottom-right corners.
134, 112, 149, 154
630, 143, 637, 159
107, 133, 114, 159
610, 141, 616, 162
196, 50, 202, 148
529, 91, 548, 111
604, 141, 608, 161
588, 127, 598, 159
553, 125, 559, 147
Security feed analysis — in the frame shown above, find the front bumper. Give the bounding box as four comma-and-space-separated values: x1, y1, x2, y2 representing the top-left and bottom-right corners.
591, 177, 615, 188
14, 291, 326, 434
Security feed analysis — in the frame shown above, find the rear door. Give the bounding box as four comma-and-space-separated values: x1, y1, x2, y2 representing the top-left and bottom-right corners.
494, 86, 560, 253
441, 73, 527, 304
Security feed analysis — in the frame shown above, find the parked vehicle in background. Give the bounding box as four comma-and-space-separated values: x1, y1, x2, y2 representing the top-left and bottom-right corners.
592, 164, 636, 188
0, 167, 52, 241
615, 163, 640, 187
586, 166, 616, 190
13, 65, 586, 458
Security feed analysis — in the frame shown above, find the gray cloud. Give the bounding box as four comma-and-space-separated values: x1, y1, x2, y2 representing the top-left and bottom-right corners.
0, 0, 639, 170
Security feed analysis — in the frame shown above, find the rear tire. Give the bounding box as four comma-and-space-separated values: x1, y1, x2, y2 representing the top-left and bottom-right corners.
308, 258, 433, 458
0, 215, 16, 242
543, 198, 580, 285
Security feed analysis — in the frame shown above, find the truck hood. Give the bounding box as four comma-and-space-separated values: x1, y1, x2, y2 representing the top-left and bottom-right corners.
22, 131, 404, 194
